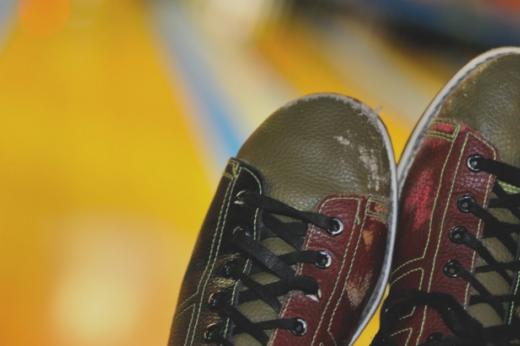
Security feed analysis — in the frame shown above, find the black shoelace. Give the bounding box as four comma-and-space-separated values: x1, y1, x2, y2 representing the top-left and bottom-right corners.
372, 156, 520, 346
204, 190, 343, 345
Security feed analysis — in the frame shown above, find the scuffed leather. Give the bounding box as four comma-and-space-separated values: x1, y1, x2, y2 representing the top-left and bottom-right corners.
169, 159, 263, 346
170, 94, 395, 346
238, 94, 391, 212
390, 120, 497, 345
437, 53, 520, 169
270, 195, 388, 346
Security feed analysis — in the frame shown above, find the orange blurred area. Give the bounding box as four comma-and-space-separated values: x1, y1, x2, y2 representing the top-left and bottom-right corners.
0, 0, 509, 345
19, 0, 69, 35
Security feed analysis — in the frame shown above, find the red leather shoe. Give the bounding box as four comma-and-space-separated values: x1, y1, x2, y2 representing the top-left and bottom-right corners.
373, 48, 520, 346
169, 94, 397, 345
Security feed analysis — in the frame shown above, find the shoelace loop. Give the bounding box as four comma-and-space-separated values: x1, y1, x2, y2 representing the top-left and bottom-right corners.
373, 156, 520, 346
204, 190, 342, 345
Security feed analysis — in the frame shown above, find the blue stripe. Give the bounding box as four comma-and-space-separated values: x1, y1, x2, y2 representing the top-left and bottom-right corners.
0, 0, 15, 44
151, 1, 242, 162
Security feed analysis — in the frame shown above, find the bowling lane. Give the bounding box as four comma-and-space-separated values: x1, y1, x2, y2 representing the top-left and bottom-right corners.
0, 1, 213, 345
0, 1, 466, 345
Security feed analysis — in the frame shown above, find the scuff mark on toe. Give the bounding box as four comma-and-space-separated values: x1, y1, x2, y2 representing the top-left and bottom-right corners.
334, 135, 351, 147
359, 146, 385, 192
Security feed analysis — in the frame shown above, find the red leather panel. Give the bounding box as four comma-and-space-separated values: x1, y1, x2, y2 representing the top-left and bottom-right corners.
270, 195, 388, 346
390, 120, 497, 345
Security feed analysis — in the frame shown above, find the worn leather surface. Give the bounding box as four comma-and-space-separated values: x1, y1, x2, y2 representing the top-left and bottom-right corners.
437, 53, 520, 168
169, 159, 263, 346
170, 94, 394, 346
238, 94, 391, 212
270, 195, 388, 346
390, 120, 497, 345
235, 94, 392, 345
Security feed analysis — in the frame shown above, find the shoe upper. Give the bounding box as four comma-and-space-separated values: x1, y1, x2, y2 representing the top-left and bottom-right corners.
169, 94, 396, 346
374, 50, 520, 346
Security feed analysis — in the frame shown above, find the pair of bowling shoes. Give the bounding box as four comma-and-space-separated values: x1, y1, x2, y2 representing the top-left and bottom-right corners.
169, 48, 520, 346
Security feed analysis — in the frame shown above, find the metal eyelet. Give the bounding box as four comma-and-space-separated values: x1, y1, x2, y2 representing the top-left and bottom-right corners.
467, 154, 483, 172
443, 259, 461, 278
207, 292, 225, 309
291, 318, 307, 336
233, 190, 247, 205
327, 218, 344, 236
449, 226, 467, 244
457, 195, 475, 213
232, 226, 252, 238
314, 250, 332, 269
203, 323, 222, 343
306, 288, 321, 302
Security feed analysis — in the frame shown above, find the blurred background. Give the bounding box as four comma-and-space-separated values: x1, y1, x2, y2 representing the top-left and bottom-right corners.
1, 0, 519, 345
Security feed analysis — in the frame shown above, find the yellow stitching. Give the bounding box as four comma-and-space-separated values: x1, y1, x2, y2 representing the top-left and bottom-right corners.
223, 166, 262, 337
425, 132, 456, 141
418, 131, 496, 343
326, 199, 369, 343
390, 267, 424, 288
390, 268, 424, 320
177, 175, 234, 308
182, 305, 197, 346
390, 328, 412, 346
418, 132, 470, 344
391, 123, 461, 276
187, 167, 239, 346
175, 303, 195, 321
284, 197, 361, 346
431, 118, 459, 126
312, 197, 361, 346
271, 196, 361, 346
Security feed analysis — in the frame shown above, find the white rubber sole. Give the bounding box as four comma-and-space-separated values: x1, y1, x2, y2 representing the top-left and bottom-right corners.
397, 47, 520, 194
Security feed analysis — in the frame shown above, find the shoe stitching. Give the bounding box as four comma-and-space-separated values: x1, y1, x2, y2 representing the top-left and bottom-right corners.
424, 132, 456, 141
390, 327, 412, 346
310, 196, 362, 346
177, 161, 236, 310
186, 163, 242, 346
326, 197, 371, 345
223, 166, 262, 338
268, 196, 361, 346
390, 267, 424, 322
417, 131, 496, 344
391, 123, 461, 276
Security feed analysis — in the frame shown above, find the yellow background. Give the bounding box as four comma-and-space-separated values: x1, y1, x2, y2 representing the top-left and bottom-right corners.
0, 0, 461, 345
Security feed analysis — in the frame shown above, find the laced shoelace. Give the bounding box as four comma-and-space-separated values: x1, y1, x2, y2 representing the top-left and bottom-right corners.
204, 190, 343, 345
372, 156, 520, 346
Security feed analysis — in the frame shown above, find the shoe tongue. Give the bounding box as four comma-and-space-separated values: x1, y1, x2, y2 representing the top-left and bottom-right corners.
231, 214, 303, 346
468, 188, 520, 327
